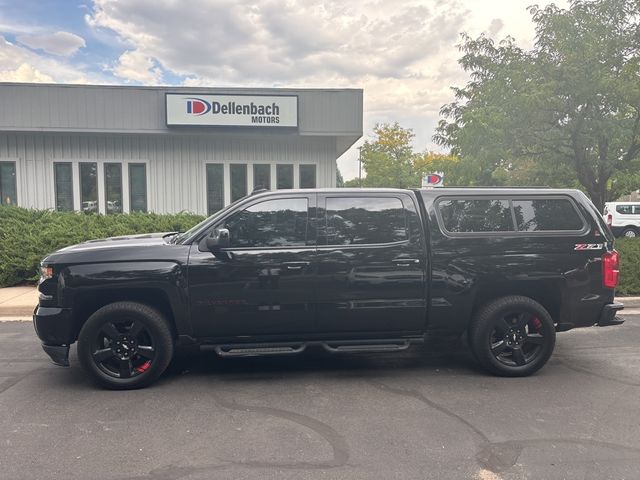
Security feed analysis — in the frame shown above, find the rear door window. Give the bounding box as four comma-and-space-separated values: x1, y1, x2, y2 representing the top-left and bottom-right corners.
438, 199, 513, 232
325, 196, 407, 245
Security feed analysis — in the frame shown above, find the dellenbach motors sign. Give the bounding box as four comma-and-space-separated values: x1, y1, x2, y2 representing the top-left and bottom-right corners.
166, 94, 298, 127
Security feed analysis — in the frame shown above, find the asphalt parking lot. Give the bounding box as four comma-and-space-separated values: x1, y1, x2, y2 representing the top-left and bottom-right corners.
1, 315, 639, 480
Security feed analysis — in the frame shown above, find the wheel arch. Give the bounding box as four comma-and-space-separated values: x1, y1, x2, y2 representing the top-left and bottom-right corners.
71, 288, 179, 342
472, 282, 562, 325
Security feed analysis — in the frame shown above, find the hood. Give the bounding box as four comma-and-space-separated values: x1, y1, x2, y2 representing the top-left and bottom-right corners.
43, 232, 177, 263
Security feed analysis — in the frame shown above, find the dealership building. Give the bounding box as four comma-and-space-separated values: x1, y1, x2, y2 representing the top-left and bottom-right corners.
0, 83, 362, 215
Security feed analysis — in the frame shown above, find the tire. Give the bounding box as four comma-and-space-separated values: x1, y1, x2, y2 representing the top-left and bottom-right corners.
77, 301, 174, 389
621, 227, 638, 238
469, 296, 555, 377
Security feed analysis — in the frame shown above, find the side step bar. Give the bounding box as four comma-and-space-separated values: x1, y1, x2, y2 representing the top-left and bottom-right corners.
214, 343, 306, 357
212, 339, 417, 358
322, 339, 411, 353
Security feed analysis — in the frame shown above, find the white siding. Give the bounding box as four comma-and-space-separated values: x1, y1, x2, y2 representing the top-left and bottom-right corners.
0, 132, 336, 215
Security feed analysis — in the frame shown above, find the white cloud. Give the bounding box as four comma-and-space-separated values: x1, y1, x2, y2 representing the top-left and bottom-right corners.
0, 63, 54, 82
17, 31, 86, 56
112, 49, 162, 83
0, 35, 105, 84
84, 0, 570, 179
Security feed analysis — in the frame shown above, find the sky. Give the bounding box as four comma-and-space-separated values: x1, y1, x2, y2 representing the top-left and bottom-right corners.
0, 0, 568, 180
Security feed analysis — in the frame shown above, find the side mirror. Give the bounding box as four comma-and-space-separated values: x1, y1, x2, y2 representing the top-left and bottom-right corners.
205, 228, 230, 251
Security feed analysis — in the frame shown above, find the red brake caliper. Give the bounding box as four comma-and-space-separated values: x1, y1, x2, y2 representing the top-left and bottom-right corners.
531, 317, 542, 332
135, 361, 151, 373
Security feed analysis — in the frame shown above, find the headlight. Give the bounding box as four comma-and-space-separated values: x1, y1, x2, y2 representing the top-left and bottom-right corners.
40, 265, 54, 280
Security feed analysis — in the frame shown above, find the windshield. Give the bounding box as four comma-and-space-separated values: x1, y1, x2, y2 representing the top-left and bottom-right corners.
171, 196, 248, 244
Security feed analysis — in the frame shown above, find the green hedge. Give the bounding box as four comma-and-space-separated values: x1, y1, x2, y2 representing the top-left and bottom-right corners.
616, 238, 640, 296
0, 206, 204, 287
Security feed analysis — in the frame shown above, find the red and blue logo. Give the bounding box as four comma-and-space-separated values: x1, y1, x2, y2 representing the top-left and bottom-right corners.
186, 98, 211, 115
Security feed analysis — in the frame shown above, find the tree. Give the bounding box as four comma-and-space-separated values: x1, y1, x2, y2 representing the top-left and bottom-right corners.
359, 123, 418, 188
435, 0, 640, 209
336, 168, 345, 187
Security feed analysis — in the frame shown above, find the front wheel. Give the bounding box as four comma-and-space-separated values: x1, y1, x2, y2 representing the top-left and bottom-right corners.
469, 296, 555, 377
77, 302, 174, 389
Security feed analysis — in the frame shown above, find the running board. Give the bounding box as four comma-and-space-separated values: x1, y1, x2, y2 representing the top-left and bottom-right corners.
211, 338, 418, 358
214, 343, 306, 357
322, 339, 411, 354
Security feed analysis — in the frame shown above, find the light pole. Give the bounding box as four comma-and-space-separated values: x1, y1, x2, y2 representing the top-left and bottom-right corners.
358, 146, 362, 188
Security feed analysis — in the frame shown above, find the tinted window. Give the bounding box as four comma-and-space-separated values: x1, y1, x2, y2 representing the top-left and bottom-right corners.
299, 165, 316, 189
54, 163, 73, 211
104, 163, 123, 214
230, 164, 247, 201
616, 204, 640, 215
80, 162, 98, 213
326, 197, 407, 245
277, 164, 293, 189
513, 199, 583, 231
223, 198, 309, 248
206, 164, 224, 215
129, 163, 147, 213
253, 164, 271, 190
439, 199, 513, 232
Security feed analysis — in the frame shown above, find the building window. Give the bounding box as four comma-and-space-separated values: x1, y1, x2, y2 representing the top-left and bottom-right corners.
104, 163, 123, 214
0, 161, 17, 206
79, 162, 99, 213
206, 164, 224, 215
230, 164, 247, 202
277, 164, 293, 189
129, 163, 147, 213
253, 164, 271, 191
299, 164, 316, 189
54, 163, 73, 211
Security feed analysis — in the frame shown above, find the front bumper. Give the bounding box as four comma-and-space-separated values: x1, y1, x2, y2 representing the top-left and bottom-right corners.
41, 344, 70, 367
598, 302, 624, 327
33, 305, 74, 366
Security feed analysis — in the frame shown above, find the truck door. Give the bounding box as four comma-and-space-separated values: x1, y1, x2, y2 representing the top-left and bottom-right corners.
187, 193, 317, 338
314, 192, 427, 335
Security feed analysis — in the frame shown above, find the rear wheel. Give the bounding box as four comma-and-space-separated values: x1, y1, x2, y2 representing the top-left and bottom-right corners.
621, 227, 638, 238
469, 296, 555, 377
77, 302, 174, 389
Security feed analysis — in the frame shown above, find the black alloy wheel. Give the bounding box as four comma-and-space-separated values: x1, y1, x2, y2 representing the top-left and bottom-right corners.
77, 302, 174, 389
489, 312, 546, 367
470, 296, 556, 377
92, 319, 156, 379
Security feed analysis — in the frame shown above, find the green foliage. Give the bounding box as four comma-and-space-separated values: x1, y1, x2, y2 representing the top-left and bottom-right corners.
336, 168, 345, 187
616, 238, 640, 295
356, 123, 467, 188
435, 0, 640, 209
360, 123, 418, 188
0, 207, 204, 287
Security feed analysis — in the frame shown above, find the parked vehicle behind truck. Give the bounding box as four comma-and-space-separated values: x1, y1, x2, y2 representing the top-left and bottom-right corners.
34, 187, 624, 389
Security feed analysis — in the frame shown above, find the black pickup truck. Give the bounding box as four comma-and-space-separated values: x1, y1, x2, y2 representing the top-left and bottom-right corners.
34, 187, 624, 389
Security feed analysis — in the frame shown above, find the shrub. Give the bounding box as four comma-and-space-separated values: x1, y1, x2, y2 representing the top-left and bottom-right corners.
0, 207, 204, 287
616, 238, 640, 296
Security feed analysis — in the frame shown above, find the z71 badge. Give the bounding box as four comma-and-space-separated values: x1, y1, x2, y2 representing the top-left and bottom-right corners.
574, 243, 604, 250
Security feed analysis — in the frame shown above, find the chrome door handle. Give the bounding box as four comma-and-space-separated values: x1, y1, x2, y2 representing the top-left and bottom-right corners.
392, 258, 420, 267
283, 261, 310, 271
